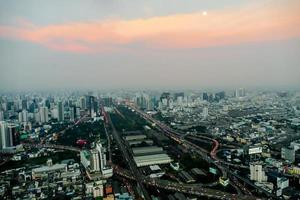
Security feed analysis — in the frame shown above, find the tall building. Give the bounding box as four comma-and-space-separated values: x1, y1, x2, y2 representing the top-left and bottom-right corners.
0, 121, 7, 149
58, 101, 64, 122
96, 142, 107, 171
8, 123, 19, 147
40, 107, 49, 123
22, 110, 28, 122
250, 164, 267, 182
235, 88, 246, 98
70, 106, 76, 122
0, 111, 4, 121
80, 97, 86, 110
281, 147, 295, 163
202, 93, 209, 101
90, 149, 100, 172
0, 121, 13, 149
18, 112, 23, 122
203, 107, 209, 118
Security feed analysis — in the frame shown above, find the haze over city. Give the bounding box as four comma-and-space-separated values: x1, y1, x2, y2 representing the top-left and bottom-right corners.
1, 1, 300, 200
1, 0, 300, 91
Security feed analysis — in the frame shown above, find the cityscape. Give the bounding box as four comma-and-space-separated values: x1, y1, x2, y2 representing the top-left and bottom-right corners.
1, 1, 300, 200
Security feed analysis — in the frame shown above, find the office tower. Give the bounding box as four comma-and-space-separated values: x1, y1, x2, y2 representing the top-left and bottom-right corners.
86, 96, 96, 117
160, 92, 170, 101
215, 91, 225, 101
203, 107, 209, 118
250, 164, 267, 182
80, 97, 86, 110
174, 92, 184, 99
96, 142, 107, 171
202, 92, 209, 101
8, 124, 19, 147
18, 112, 23, 122
40, 107, 49, 123
90, 149, 100, 172
0, 121, 7, 149
21, 100, 27, 110
281, 147, 295, 163
0, 121, 13, 149
70, 106, 76, 122
34, 111, 41, 123
58, 101, 64, 122
22, 110, 28, 122
103, 97, 112, 107
235, 88, 246, 98
0, 111, 4, 121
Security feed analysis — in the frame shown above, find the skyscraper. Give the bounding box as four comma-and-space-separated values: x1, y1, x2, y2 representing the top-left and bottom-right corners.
0, 121, 13, 149
58, 101, 64, 122
40, 107, 49, 123
70, 106, 76, 122
203, 107, 209, 118
8, 123, 19, 147
0, 111, 4, 121
22, 110, 28, 122
0, 121, 7, 149
96, 142, 107, 171
90, 149, 100, 172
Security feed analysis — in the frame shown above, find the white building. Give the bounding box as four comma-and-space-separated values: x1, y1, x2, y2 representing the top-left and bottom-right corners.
203, 107, 209, 118
40, 107, 49, 123
90, 149, 100, 172
250, 164, 267, 182
134, 153, 173, 167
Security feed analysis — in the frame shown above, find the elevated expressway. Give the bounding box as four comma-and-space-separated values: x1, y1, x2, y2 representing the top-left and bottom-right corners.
125, 102, 278, 199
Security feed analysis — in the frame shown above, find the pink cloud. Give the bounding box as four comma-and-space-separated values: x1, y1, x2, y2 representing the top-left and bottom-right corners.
0, 0, 300, 53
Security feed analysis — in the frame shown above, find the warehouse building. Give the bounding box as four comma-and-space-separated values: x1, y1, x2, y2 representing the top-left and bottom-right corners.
128, 139, 153, 146
178, 171, 195, 183
124, 134, 147, 141
132, 146, 163, 156
134, 153, 173, 167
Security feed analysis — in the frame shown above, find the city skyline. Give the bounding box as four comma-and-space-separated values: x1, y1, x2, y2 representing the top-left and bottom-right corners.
0, 0, 300, 91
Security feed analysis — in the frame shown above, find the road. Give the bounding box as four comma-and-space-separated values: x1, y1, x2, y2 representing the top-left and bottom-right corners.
113, 164, 258, 200
125, 102, 278, 199
106, 110, 151, 200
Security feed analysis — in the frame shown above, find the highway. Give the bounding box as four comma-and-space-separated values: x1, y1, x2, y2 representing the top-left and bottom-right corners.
113, 163, 258, 200
124, 102, 278, 199
106, 110, 151, 200
22, 143, 81, 152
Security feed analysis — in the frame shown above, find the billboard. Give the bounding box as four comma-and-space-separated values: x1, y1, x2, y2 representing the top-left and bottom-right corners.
248, 147, 262, 155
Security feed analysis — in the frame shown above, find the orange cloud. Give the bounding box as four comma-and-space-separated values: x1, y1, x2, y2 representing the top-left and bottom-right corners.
0, 0, 300, 52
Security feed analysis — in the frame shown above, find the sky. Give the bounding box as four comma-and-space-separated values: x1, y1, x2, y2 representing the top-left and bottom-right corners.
0, 0, 300, 91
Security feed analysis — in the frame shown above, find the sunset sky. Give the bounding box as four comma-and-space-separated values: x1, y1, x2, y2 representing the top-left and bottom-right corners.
0, 0, 300, 91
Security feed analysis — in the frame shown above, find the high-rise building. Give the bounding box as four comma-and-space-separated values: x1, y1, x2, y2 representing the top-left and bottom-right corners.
0, 121, 7, 149
21, 100, 27, 110
70, 106, 76, 122
0, 121, 13, 149
22, 110, 28, 122
96, 142, 107, 171
40, 107, 49, 123
80, 97, 86, 110
203, 107, 209, 118
202, 93, 209, 101
18, 112, 23, 122
281, 147, 295, 163
250, 164, 267, 182
90, 149, 100, 172
58, 101, 64, 122
0, 111, 4, 121
8, 123, 19, 147
235, 88, 246, 98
